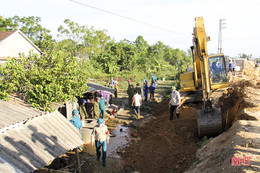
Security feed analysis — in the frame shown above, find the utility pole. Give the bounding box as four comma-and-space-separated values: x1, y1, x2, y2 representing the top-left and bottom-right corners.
218, 19, 226, 54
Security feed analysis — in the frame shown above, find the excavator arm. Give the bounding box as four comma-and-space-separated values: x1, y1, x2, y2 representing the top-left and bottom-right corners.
192, 17, 214, 111
191, 17, 222, 137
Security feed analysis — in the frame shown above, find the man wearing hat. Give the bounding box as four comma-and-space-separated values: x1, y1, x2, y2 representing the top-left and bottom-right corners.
70, 109, 83, 151
99, 97, 108, 119
91, 118, 110, 167
169, 86, 181, 120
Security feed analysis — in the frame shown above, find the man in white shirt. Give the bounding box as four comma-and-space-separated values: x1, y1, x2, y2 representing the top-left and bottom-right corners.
91, 118, 110, 167
169, 86, 181, 120
132, 90, 142, 119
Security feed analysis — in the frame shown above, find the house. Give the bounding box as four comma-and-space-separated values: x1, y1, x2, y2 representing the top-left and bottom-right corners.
0, 30, 42, 65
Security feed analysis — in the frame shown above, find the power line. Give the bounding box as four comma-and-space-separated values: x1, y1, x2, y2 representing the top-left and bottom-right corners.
68, 0, 181, 34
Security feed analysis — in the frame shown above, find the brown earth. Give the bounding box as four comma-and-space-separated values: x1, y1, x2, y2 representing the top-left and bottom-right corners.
40, 60, 260, 173
122, 102, 199, 173
187, 60, 260, 173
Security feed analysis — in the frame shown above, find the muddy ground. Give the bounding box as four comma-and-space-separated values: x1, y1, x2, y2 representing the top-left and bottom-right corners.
41, 60, 260, 173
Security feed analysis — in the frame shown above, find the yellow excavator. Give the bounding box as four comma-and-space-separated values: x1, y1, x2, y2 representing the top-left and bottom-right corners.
180, 17, 229, 137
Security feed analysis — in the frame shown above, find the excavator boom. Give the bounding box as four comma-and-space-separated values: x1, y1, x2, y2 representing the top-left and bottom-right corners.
180, 17, 229, 137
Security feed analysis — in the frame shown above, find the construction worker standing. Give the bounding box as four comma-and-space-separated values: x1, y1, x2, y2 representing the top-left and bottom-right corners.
70, 109, 83, 151
127, 84, 135, 107
151, 74, 157, 87
169, 86, 181, 120
91, 118, 110, 167
79, 99, 88, 120
114, 81, 118, 98
149, 83, 156, 101
99, 97, 108, 119
132, 90, 142, 119
94, 98, 100, 119
143, 81, 149, 101
135, 83, 142, 95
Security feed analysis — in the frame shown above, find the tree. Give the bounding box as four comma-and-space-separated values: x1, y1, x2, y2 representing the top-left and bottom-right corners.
239, 53, 252, 59
10, 16, 52, 49
0, 52, 89, 111
0, 15, 18, 31
58, 19, 111, 59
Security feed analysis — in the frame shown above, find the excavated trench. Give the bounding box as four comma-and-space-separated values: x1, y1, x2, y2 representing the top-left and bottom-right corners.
118, 85, 252, 173
41, 83, 253, 173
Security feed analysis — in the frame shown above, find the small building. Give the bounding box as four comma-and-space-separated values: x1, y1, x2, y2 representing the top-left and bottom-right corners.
0, 30, 42, 65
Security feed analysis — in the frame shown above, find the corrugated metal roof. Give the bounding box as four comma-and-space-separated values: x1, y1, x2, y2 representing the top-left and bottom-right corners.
87, 82, 115, 94
0, 110, 84, 173
0, 94, 43, 130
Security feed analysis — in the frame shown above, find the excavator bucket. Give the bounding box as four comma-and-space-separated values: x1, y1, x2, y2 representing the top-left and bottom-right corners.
196, 108, 222, 137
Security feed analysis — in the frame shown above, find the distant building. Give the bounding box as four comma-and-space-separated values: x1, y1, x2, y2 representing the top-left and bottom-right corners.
0, 30, 42, 65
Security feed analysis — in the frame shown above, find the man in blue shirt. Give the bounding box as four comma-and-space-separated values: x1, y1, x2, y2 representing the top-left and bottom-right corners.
70, 109, 83, 151
149, 83, 156, 101
99, 97, 108, 119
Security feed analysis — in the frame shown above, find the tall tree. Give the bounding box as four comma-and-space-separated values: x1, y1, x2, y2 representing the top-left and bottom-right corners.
0, 15, 18, 31
10, 16, 52, 49
58, 19, 111, 59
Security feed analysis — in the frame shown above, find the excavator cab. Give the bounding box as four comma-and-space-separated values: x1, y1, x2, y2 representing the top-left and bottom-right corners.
208, 55, 228, 84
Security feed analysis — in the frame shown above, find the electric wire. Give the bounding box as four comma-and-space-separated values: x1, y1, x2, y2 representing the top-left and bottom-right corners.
69, 0, 181, 34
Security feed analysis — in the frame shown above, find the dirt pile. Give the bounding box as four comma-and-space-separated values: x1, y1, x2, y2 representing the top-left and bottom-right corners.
187, 60, 260, 173
222, 61, 260, 130
243, 60, 260, 80
122, 102, 199, 173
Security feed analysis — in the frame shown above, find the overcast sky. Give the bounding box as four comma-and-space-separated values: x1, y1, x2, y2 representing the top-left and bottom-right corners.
2, 0, 260, 57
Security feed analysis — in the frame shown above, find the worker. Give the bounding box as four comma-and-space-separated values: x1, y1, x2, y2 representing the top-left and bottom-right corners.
217, 61, 222, 69
99, 97, 108, 119
232, 61, 236, 76
151, 75, 157, 87
70, 109, 83, 151
143, 77, 148, 86
169, 86, 181, 120
110, 77, 115, 89
127, 84, 135, 107
91, 118, 110, 167
211, 61, 218, 74
135, 83, 142, 95
127, 79, 131, 88
149, 83, 156, 101
132, 90, 142, 119
228, 60, 233, 73
114, 81, 118, 98
79, 99, 88, 121
105, 81, 110, 87
143, 81, 149, 101
94, 97, 100, 119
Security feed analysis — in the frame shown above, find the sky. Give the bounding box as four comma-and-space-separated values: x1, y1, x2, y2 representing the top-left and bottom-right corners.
1, 0, 260, 58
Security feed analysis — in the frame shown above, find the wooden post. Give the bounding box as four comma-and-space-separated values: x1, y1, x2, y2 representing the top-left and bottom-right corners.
75, 148, 82, 173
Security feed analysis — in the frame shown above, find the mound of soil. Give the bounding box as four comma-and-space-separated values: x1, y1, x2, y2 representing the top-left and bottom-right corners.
187, 60, 260, 173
